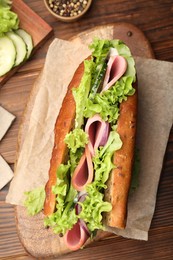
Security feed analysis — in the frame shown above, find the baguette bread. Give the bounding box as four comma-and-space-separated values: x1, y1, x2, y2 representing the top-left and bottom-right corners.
43, 39, 137, 249
104, 81, 137, 228
44, 61, 85, 216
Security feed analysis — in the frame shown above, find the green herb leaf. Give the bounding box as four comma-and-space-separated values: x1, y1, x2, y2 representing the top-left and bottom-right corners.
0, 0, 12, 8
78, 183, 112, 231
64, 128, 88, 154
93, 131, 123, 184
0, 2, 19, 36
89, 38, 136, 81
44, 201, 78, 235
73, 60, 93, 128
44, 163, 78, 235
24, 186, 45, 216
84, 76, 135, 125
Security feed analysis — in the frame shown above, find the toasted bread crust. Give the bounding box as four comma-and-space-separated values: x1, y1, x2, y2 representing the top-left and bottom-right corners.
104, 81, 137, 228
44, 62, 85, 216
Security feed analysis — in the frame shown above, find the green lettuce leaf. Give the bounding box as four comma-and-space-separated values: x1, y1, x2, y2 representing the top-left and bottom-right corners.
64, 128, 88, 154
0, 0, 12, 8
44, 201, 78, 235
88, 39, 112, 98
93, 131, 123, 185
73, 60, 93, 128
0, 1, 19, 36
89, 38, 115, 65
44, 163, 78, 235
78, 131, 122, 232
64, 128, 87, 175
24, 186, 45, 216
65, 182, 78, 203
84, 76, 135, 125
44, 128, 89, 234
78, 183, 112, 231
69, 148, 84, 174
73, 38, 136, 128
52, 164, 70, 195
89, 38, 136, 81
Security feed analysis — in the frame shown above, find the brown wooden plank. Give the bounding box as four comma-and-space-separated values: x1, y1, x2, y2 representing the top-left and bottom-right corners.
0, 185, 26, 259
71, 23, 155, 58
0, 0, 53, 86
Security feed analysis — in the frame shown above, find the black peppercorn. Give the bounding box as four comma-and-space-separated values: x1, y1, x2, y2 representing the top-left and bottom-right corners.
48, 0, 89, 17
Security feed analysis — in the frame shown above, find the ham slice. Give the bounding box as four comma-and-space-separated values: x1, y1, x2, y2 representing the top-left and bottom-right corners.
102, 48, 119, 90
71, 114, 109, 191
102, 55, 127, 92
85, 114, 109, 156
71, 146, 93, 191
64, 220, 90, 251
64, 193, 90, 251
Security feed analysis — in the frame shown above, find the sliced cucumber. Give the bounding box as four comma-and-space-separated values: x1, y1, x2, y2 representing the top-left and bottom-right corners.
16, 29, 33, 59
6, 31, 27, 66
0, 36, 16, 77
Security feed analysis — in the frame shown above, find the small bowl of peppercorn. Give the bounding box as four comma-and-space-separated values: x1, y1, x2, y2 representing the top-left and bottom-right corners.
44, 0, 93, 22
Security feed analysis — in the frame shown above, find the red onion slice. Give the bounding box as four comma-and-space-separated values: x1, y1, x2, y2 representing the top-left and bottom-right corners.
75, 193, 87, 215
80, 219, 90, 237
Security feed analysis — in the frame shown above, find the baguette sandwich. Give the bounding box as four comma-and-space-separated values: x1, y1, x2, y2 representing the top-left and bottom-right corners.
25, 38, 137, 251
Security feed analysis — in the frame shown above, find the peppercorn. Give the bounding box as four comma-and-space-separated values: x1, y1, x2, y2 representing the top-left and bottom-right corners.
48, 0, 89, 17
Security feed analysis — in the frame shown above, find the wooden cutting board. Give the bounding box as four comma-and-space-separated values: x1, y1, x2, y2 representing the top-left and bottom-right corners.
0, 0, 53, 86
15, 23, 154, 259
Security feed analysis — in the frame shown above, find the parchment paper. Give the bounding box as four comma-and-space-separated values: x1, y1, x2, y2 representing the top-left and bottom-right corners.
6, 38, 173, 241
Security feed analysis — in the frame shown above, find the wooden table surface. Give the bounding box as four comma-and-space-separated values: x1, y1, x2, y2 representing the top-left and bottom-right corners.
0, 0, 173, 259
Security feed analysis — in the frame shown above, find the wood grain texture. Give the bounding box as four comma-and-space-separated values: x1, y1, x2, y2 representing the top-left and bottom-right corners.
71, 23, 155, 58
0, 0, 173, 259
0, 0, 53, 86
